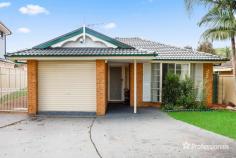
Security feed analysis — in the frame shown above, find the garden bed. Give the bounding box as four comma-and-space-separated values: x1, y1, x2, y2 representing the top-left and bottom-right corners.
164, 109, 212, 112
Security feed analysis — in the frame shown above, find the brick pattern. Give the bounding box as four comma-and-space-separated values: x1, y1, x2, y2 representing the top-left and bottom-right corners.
96, 60, 107, 115
129, 63, 143, 107
129, 63, 161, 108
142, 102, 161, 107
27, 60, 38, 115
203, 63, 213, 107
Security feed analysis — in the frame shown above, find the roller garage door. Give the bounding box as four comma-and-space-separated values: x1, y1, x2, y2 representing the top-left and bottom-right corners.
38, 61, 96, 112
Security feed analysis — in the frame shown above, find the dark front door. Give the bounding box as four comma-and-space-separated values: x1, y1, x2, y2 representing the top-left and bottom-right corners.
110, 67, 122, 101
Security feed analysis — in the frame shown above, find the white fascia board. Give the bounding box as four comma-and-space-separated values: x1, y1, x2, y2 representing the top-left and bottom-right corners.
150, 61, 225, 64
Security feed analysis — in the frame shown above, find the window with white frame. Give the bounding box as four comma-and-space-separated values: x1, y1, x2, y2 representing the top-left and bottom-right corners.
167, 64, 175, 74
167, 63, 190, 80
151, 63, 161, 102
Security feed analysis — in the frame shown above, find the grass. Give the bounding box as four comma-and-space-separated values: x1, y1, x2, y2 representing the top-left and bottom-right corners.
168, 110, 236, 139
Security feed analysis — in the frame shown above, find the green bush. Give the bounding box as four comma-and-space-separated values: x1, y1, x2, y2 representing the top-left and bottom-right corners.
162, 73, 207, 111
162, 73, 181, 105
196, 100, 208, 110
176, 77, 197, 109
161, 103, 174, 110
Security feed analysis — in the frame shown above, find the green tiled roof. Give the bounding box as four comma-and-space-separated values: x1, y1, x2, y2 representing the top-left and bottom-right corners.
116, 37, 227, 61
6, 27, 228, 61
7, 48, 155, 57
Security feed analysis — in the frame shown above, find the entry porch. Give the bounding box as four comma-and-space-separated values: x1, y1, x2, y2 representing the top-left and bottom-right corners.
100, 60, 213, 115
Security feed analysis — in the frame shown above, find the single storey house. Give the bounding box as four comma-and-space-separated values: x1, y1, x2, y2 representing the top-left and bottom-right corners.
6, 27, 227, 115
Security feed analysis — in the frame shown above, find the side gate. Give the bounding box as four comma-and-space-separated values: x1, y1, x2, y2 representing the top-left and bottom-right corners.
0, 64, 28, 112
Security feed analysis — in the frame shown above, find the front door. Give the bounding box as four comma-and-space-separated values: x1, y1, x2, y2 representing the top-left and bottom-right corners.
110, 67, 122, 101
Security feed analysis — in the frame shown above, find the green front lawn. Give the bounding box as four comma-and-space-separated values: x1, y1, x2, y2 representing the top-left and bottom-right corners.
168, 110, 236, 139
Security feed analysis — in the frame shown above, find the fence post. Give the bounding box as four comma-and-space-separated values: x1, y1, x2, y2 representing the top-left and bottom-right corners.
212, 73, 219, 104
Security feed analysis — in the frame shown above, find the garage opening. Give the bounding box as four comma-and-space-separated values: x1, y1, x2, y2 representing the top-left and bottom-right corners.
38, 61, 96, 114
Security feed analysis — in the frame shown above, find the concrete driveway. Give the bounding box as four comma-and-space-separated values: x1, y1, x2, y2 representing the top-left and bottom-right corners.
0, 109, 236, 158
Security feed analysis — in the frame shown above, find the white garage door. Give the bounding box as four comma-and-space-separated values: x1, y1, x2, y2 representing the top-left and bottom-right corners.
38, 61, 96, 112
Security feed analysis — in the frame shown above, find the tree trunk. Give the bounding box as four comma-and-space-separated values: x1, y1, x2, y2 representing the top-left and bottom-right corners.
231, 37, 236, 76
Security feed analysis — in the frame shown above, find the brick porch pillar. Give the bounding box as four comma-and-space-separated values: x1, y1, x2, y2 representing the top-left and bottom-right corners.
129, 63, 143, 107
96, 60, 107, 116
203, 63, 213, 107
27, 60, 38, 115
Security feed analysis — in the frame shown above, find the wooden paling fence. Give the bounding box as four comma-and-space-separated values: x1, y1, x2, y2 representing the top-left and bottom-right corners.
217, 75, 236, 105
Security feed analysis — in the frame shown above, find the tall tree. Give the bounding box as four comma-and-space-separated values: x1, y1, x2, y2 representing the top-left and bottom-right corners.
185, 0, 236, 12
197, 41, 215, 54
184, 0, 236, 75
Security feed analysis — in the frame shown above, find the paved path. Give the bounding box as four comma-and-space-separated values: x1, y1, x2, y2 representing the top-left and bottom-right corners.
93, 108, 236, 158
0, 113, 28, 127
0, 109, 235, 158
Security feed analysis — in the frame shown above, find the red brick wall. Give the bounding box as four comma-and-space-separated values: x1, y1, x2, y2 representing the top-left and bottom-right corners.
96, 60, 107, 115
203, 63, 213, 106
142, 102, 161, 107
27, 60, 38, 115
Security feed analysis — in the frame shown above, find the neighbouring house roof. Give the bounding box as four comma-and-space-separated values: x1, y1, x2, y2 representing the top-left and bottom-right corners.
214, 60, 233, 72
6, 48, 155, 57
6, 27, 228, 61
33, 27, 133, 49
116, 37, 227, 61
0, 22, 11, 35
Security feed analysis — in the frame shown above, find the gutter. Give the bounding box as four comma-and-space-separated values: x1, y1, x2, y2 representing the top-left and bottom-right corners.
7, 56, 156, 61
153, 58, 229, 62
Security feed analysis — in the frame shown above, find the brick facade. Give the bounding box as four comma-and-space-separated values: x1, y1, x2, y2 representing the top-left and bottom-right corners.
203, 63, 213, 106
27, 60, 38, 115
129, 63, 162, 108
142, 102, 161, 107
96, 60, 107, 115
26, 60, 212, 115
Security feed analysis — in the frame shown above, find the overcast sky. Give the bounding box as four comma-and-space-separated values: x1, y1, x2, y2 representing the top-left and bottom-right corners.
0, 0, 230, 52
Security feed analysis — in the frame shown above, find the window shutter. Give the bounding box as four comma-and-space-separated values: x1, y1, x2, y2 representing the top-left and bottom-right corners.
194, 63, 203, 101
143, 63, 151, 102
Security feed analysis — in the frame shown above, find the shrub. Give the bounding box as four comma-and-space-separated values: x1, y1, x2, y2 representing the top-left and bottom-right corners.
176, 77, 197, 109
197, 101, 208, 110
162, 73, 207, 111
161, 103, 174, 110
162, 73, 181, 105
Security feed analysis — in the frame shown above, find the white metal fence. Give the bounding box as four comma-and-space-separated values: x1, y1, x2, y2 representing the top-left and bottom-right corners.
0, 65, 27, 112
